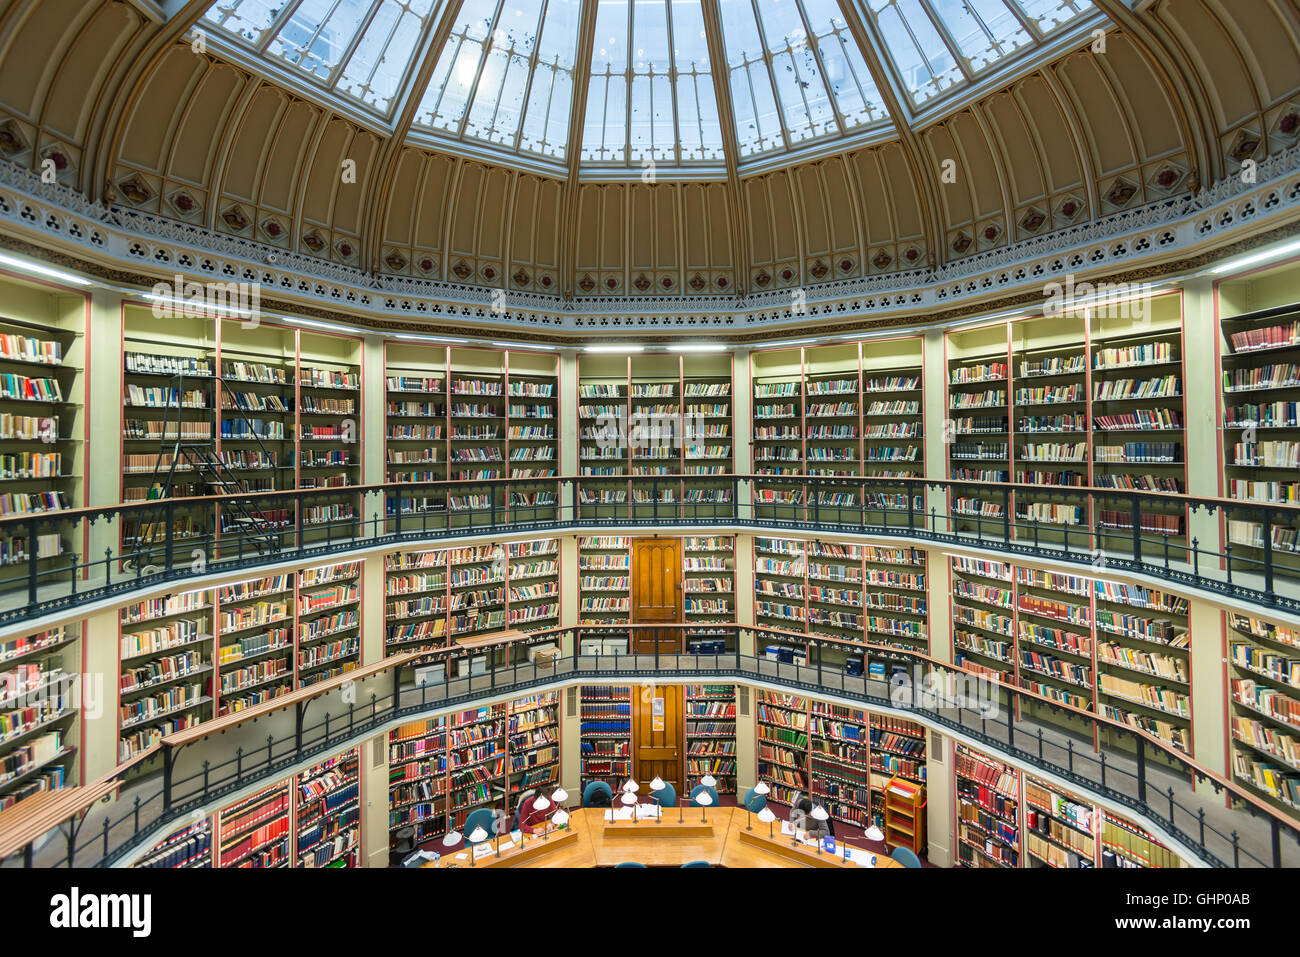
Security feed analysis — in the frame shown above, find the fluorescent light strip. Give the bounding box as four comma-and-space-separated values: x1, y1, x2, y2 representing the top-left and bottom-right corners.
144, 292, 256, 319
669, 344, 726, 353
584, 345, 644, 353
0, 253, 93, 287
1209, 238, 1300, 275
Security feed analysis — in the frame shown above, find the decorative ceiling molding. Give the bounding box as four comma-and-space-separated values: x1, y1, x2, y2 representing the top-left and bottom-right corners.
2, 143, 1297, 338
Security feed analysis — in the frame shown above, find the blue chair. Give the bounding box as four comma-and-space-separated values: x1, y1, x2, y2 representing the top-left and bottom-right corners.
614, 862, 647, 868
583, 781, 613, 808
689, 784, 719, 807
680, 860, 711, 868
891, 846, 922, 869
651, 781, 677, 808
463, 808, 497, 844
743, 786, 767, 813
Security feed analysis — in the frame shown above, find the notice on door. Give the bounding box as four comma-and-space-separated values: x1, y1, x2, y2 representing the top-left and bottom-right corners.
652, 696, 664, 731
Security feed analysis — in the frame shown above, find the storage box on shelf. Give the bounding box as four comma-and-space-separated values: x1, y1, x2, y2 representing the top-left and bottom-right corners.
1226, 611, 1300, 812
580, 685, 631, 789
955, 744, 1020, 868
0, 623, 80, 809
685, 685, 736, 794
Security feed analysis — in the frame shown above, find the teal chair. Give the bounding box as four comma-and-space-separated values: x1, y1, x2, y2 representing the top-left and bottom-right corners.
583, 781, 613, 807
891, 846, 922, 869
681, 860, 711, 868
463, 808, 497, 844
614, 862, 647, 868
743, 787, 767, 813
689, 784, 719, 807
651, 781, 677, 808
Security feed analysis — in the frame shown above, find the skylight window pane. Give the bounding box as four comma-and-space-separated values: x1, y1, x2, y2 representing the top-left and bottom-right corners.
519, 0, 580, 159
1014, 0, 1093, 32
336, 0, 438, 112
929, 0, 1030, 72
868, 0, 961, 104
718, 0, 787, 154
464, 0, 546, 144
798, 0, 889, 128
204, 0, 286, 46
670, 0, 722, 162
269, 0, 374, 80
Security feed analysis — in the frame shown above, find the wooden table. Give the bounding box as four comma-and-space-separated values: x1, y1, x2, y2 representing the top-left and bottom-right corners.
423, 808, 904, 868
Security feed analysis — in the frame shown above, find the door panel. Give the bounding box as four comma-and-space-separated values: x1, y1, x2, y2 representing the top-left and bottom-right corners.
631, 538, 682, 653
632, 684, 683, 795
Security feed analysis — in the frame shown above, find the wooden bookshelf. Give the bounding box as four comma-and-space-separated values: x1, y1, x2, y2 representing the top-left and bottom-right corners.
808, 700, 869, 827
947, 322, 1011, 490
882, 774, 926, 855
578, 536, 631, 627
506, 691, 560, 801
216, 781, 291, 868
685, 684, 736, 794
388, 716, 448, 848
447, 702, 508, 831
0, 623, 80, 810
1225, 611, 1300, 813
133, 817, 212, 868
580, 685, 632, 789
295, 561, 361, 687
1024, 773, 1098, 868
755, 689, 808, 808
955, 743, 1020, 868
118, 589, 214, 763
683, 536, 735, 641
215, 573, 294, 715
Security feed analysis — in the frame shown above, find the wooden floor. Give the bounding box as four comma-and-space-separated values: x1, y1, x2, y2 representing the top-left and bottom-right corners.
427, 807, 903, 868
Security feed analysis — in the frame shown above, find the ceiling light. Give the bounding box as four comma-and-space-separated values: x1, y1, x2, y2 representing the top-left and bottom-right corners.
584, 344, 644, 353
0, 253, 92, 287
1209, 238, 1300, 275
670, 344, 726, 353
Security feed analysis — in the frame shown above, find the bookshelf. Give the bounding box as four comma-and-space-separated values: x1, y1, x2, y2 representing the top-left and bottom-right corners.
868, 715, 926, 831
215, 573, 294, 715
296, 748, 360, 867
681, 354, 734, 515
809, 700, 869, 827
1024, 773, 1098, 868
580, 685, 631, 788
947, 323, 1011, 497
447, 702, 508, 831
755, 536, 929, 662
1226, 611, 1300, 812
134, 817, 212, 868
295, 561, 361, 687
578, 354, 630, 520
448, 348, 507, 523
1217, 264, 1300, 579
882, 775, 926, 855
578, 536, 631, 627
388, 716, 448, 849
756, 690, 808, 808
506, 351, 560, 523
950, 556, 1016, 683
0, 275, 87, 579
1101, 810, 1187, 868
216, 781, 292, 868
118, 589, 214, 763
752, 339, 924, 519
120, 307, 363, 550
506, 691, 560, 801
0, 623, 80, 810
955, 744, 1020, 868
385, 548, 449, 661
685, 684, 736, 794
507, 539, 560, 632
1014, 565, 1094, 715
683, 535, 735, 642
385, 342, 447, 516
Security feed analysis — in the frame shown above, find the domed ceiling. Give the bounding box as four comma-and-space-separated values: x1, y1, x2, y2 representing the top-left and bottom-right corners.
0, 0, 1298, 304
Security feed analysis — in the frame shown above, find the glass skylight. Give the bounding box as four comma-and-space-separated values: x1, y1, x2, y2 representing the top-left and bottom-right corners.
200, 0, 1100, 171
412, 0, 579, 160
581, 0, 724, 165
203, 0, 444, 114
864, 0, 1094, 105
717, 0, 889, 158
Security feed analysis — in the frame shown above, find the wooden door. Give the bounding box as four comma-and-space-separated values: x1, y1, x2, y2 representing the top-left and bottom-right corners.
631, 537, 683, 653
632, 685, 683, 794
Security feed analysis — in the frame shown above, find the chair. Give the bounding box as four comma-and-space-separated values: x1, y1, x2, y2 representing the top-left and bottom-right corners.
651, 781, 677, 808
614, 862, 647, 869
680, 860, 711, 868
583, 781, 613, 808
743, 786, 767, 813
463, 808, 497, 844
689, 784, 719, 807
891, 846, 922, 869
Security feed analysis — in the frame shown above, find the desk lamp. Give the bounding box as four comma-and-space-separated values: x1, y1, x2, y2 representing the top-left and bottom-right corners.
552, 787, 568, 815
531, 792, 551, 841
620, 790, 638, 824
697, 788, 713, 823
865, 824, 885, 853
747, 781, 770, 832
552, 809, 569, 832
467, 826, 488, 867
649, 776, 665, 821
811, 806, 829, 855
700, 774, 716, 789
757, 807, 776, 840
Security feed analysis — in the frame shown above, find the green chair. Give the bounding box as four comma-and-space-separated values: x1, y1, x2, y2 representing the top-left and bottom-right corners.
689, 784, 719, 807
891, 846, 922, 869
614, 862, 647, 868
743, 787, 767, 813
582, 781, 613, 807
680, 861, 711, 868
463, 808, 497, 844
651, 781, 677, 808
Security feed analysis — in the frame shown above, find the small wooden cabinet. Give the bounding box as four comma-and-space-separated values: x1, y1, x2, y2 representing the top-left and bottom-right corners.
883, 775, 927, 855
